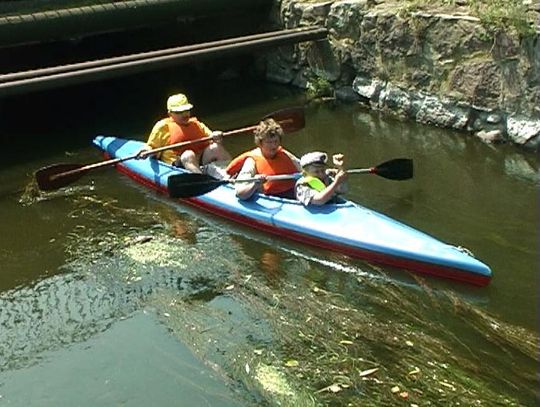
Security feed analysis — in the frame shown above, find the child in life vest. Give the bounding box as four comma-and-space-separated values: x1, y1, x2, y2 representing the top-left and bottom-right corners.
295, 152, 348, 206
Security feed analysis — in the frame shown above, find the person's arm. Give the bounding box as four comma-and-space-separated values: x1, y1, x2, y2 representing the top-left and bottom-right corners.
193, 120, 211, 136
138, 120, 168, 158
197, 120, 223, 143
330, 153, 347, 194
283, 149, 302, 171
326, 169, 348, 194
309, 170, 348, 205
234, 158, 262, 200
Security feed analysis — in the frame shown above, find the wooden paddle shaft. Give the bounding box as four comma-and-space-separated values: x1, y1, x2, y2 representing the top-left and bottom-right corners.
143, 115, 294, 159
346, 169, 371, 174
229, 170, 372, 184
49, 126, 260, 181
36, 107, 305, 191
54, 116, 297, 179
231, 174, 299, 183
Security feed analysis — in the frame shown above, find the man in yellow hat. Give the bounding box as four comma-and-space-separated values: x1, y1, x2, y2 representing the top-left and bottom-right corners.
138, 93, 230, 173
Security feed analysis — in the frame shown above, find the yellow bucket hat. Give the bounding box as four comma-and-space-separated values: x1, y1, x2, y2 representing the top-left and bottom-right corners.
167, 93, 193, 112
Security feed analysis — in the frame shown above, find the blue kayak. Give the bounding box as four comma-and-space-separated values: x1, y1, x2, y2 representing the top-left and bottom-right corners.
93, 136, 492, 286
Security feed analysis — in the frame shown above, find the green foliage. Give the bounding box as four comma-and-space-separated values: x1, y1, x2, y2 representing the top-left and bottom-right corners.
306, 76, 333, 99
469, 0, 536, 37
397, 0, 535, 38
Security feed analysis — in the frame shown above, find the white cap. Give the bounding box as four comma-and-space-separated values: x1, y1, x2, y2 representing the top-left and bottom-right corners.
300, 151, 328, 168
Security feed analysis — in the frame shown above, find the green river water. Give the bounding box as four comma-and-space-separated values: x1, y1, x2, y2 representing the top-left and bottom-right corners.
0, 72, 538, 406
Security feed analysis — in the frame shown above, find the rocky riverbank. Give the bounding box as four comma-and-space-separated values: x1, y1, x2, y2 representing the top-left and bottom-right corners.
263, 0, 540, 150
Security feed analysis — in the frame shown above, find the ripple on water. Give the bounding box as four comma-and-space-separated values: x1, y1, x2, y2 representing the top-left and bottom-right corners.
3, 187, 538, 406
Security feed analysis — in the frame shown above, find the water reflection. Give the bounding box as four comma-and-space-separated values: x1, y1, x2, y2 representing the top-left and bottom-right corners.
156, 206, 199, 244
0, 310, 247, 407
503, 151, 539, 183
1, 167, 537, 405
0, 273, 135, 372
1, 80, 538, 405
259, 251, 282, 276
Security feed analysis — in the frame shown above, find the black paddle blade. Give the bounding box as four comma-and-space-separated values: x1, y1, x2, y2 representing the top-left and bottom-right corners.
168, 173, 228, 198
35, 163, 85, 191
373, 158, 413, 180
264, 106, 305, 133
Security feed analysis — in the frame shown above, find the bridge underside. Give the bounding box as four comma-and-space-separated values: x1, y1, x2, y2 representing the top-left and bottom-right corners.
0, 0, 274, 73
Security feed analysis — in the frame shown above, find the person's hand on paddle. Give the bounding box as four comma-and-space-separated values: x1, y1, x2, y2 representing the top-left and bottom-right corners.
254, 174, 268, 184
211, 131, 224, 144
136, 145, 152, 159
231, 173, 267, 186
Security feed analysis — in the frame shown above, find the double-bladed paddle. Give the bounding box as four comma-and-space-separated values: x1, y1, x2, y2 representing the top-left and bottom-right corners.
346, 158, 413, 180
168, 158, 413, 198
34, 106, 305, 191
168, 173, 299, 198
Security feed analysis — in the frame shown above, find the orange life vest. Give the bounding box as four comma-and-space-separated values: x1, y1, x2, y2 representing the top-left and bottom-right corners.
226, 147, 298, 195
167, 117, 210, 156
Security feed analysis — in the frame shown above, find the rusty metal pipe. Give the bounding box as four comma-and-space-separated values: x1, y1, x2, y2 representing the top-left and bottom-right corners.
0, 27, 321, 83
0, 27, 327, 97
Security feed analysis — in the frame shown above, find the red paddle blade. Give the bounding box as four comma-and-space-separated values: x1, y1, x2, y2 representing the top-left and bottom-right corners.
35, 163, 85, 191
265, 106, 305, 133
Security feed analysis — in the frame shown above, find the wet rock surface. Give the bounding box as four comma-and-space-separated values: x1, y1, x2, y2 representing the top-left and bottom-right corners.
267, 0, 540, 150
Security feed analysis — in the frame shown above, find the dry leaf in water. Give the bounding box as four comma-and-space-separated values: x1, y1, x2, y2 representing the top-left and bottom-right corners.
359, 367, 379, 377
329, 384, 342, 393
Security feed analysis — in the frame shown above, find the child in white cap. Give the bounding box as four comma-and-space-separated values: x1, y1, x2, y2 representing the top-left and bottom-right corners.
295, 152, 348, 206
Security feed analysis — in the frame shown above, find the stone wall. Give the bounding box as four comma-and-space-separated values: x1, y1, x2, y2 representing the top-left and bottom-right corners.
264, 0, 540, 150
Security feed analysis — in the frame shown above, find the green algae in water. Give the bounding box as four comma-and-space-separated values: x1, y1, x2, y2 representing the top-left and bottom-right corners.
255, 364, 295, 396
16, 188, 538, 406
226, 264, 539, 406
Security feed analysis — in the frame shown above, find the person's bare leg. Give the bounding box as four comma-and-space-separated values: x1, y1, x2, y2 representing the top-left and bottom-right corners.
179, 150, 202, 173
201, 143, 231, 165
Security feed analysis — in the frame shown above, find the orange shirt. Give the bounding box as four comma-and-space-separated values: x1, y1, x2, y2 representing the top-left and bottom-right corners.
168, 118, 211, 155
226, 147, 298, 195
146, 117, 211, 164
